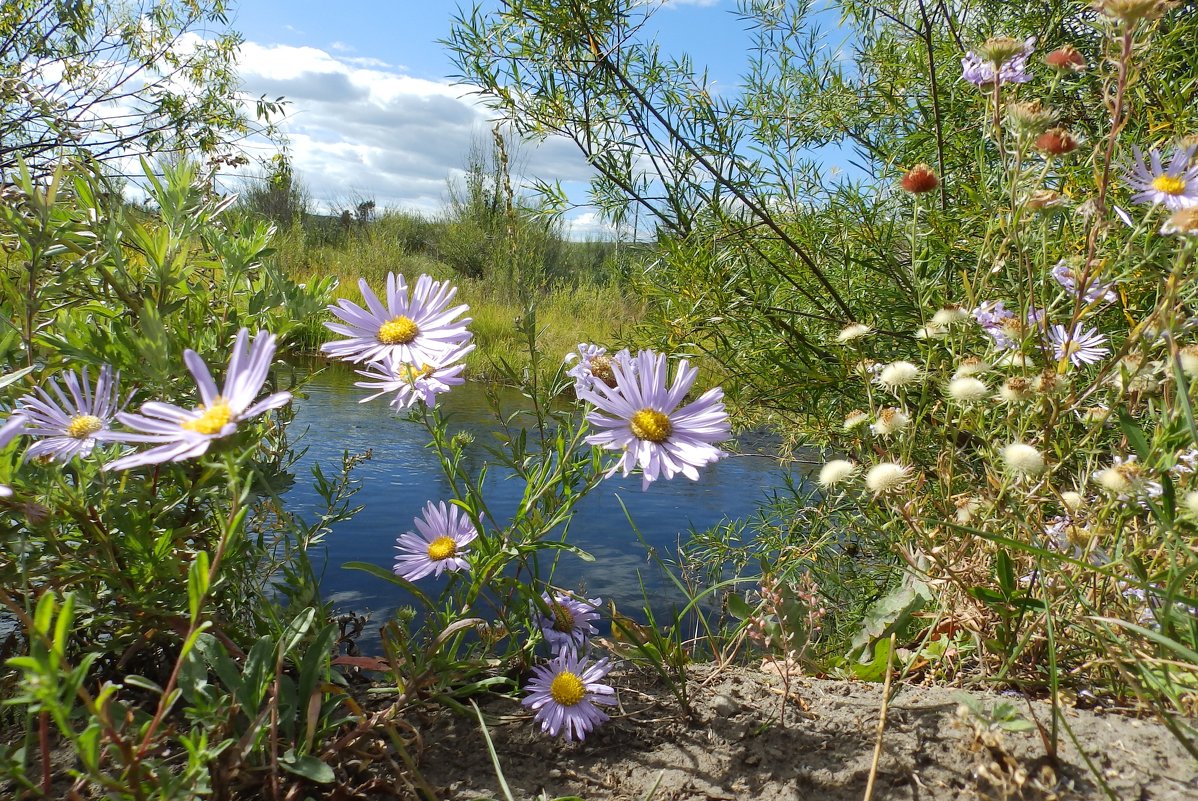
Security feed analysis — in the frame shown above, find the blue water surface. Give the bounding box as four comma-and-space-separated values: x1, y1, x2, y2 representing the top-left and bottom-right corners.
283, 361, 806, 632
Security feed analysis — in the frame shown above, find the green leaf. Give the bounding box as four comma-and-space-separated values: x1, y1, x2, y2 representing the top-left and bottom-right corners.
188, 551, 211, 622
726, 592, 755, 621
280, 750, 335, 784
849, 571, 931, 658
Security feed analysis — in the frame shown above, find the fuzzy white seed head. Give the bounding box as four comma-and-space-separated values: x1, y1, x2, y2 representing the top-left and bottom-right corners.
870, 407, 910, 436
837, 323, 873, 343
1179, 345, 1198, 380
915, 323, 948, 340
877, 361, 921, 391
818, 459, 858, 488
954, 357, 989, 378
865, 462, 912, 495
1095, 467, 1132, 494
993, 352, 1034, 370
1002, 442, 1046, 478
955, 496, 981, 524
1184, 491, 1198, 518
1060, 491, 1084, 512
998, 377, 1033, 404
1033, 370, 1068, 395
947, 376, 988, 402
932, 306, 969, 327
843, 410, 869, 431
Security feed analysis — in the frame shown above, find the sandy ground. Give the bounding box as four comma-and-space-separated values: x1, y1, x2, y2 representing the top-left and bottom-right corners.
418, 664, 1198, 801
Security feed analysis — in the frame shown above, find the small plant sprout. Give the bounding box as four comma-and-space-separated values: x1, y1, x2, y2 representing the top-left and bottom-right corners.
818, 459, 858, 488
522, 650, 616, 742
865, 462, 912, 495
393, 501, 478, 581
1001, 442, 1046, 479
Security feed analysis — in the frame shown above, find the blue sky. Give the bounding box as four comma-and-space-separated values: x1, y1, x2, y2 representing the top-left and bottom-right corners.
224, 0, 851, 236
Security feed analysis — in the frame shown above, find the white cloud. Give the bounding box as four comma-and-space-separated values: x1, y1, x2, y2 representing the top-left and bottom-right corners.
231, 41, 598, 220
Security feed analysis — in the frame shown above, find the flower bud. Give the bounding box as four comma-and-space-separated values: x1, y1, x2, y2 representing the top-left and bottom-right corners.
900, 164, 939, 194
1035, 128, 1078, 155
1044, 45, 1086, 73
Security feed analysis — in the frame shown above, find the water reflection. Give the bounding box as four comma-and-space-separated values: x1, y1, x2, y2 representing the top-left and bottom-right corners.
283, 360, 807, 639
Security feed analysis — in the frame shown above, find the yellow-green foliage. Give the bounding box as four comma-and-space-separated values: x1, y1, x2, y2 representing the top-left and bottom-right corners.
270, 223, 643, 380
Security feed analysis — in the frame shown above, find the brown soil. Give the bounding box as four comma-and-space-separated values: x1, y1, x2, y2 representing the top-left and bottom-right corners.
419, 664, 1197, 800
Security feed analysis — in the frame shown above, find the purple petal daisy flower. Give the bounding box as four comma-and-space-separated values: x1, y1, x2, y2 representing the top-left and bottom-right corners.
323, 273, 472, 366
105, 329, 292, 470
1049, 324, 1109, 366
973, 301, 1021, 350
535, 591, 601, 654
0, 413, 25, 497
565, 344, 634, 393
353, 340, 474, 411
961, 37, 1035, 87
1051, 260, 1117, 305
580, 350, 729, 490
522, 650, 616, 742
1123, 145, 1198, 211
15, 365, 124, 462
393, 500, 478, 581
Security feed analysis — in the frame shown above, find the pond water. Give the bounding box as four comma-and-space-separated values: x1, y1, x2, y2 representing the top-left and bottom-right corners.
283, 360, 810, 634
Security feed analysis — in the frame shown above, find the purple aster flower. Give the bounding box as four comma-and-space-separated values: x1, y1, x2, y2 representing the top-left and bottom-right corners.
580, 350, 729, 490
323, 273, 472, 365
535, 591, 601, 654
961, 37, 1035, 87
1123, 145, 1198, 211
973, 301, 1021, 350
15, 365, 124, 462
353, 340, 474, 411
0, 413, 25, 497
522, 650, 616, 742
105, 329, 292, 471
392, 500, 477, 581
565, 344, 633, 393
1051, 260, 1118, 305
1049, 324, 1109, 366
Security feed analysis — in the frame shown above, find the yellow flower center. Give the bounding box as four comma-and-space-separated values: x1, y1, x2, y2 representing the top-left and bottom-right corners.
377, 315, 420, 345
550, 602, 576, 633
1152, 175, 1187, 195
426, 536, 457, 561
66, 414, 103, 439
1062, 339, 1081, 357
398, 363, 436, 382
630, 408, 672, 443
549, 671, 586, 706
181, 399, 232, 435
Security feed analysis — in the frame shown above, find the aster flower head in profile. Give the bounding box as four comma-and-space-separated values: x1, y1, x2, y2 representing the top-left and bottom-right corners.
522, 650, 616, 742
580, 349, 730, 490
0, 413, 25, 498
1051, 259, 1117, 305
16, 365, 125, 462
353, 340, 474, 411
393, 500, 477, 581
535, 591, 602, 654
961, 36, 1035, 88
106, 329, 292, 471
1123, 145, 1198, 211
323, 273, 472, 366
